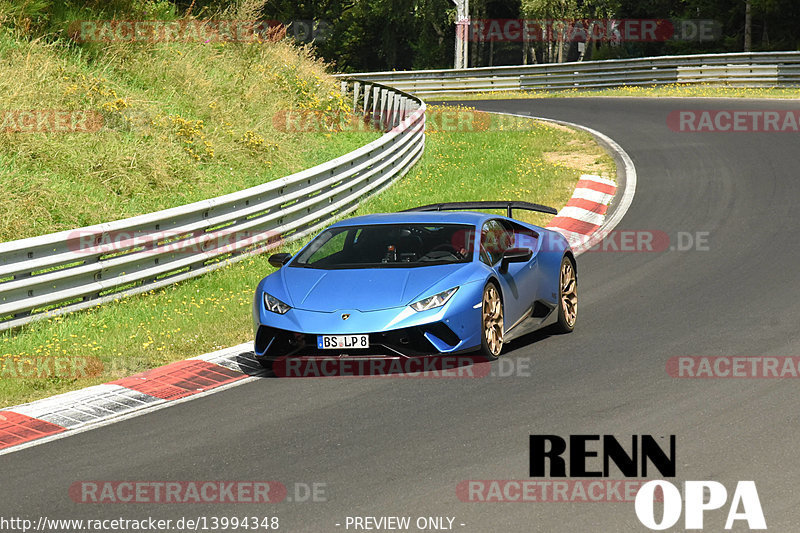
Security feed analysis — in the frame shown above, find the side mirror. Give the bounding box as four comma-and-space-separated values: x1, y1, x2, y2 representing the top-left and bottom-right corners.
499, 247, 533, 273
268, 253, 292, 268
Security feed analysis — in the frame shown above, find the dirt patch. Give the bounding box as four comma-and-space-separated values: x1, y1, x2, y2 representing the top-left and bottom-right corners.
542, 150, 613, 177
534, 120, 573, 133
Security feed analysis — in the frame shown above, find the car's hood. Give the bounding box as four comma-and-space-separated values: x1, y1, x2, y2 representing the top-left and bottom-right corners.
280, 264, 470, 312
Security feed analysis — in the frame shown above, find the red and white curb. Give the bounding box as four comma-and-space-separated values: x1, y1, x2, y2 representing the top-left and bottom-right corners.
0, 114, 636, 456
546, 174, 617, 250
524, 113, 637, 258
0, 343, 262, 455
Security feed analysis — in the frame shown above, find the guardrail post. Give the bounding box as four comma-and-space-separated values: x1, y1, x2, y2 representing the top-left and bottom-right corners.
353, 82, 361, 112
371, 86, 380, 128
386, 94, 394, 129
379, 88, 389, 131
392, 95, 401, 128
363, 84, 372, 116
386, 93, 395, 129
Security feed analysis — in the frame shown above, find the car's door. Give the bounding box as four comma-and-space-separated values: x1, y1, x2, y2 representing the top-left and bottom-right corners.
479, 219, 539, 326
505, 220, 542, 306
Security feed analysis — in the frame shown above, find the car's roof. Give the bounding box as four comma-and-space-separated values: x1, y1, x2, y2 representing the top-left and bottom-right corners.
330, 211, 495, 227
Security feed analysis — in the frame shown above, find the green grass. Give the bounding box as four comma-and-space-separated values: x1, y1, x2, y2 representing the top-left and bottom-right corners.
432, 84, 800, 101
0, 24, 379, 242
0, 105, 615, 408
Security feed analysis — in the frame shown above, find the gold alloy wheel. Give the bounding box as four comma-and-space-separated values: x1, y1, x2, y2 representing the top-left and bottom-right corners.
482, 284, 504, 357
560, 259, 578, 327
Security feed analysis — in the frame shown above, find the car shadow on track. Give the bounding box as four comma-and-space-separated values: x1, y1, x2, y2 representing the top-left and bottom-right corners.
501, 323, 568, 356
226, 351, 272, 377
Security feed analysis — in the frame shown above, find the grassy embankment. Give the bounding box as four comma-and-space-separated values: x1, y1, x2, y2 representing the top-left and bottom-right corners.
0, 7, 376, 241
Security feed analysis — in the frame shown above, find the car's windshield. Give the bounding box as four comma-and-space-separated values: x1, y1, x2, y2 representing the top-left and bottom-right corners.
291, 223, 476, 269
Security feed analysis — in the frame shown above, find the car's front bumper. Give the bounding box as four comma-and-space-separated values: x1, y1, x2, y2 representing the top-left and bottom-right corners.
252, 283, 484, 360
254, 322, 477, 360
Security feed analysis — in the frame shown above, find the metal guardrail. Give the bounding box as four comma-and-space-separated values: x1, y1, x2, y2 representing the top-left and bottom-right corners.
342, 52, 800, 96
0, 80, 426, 332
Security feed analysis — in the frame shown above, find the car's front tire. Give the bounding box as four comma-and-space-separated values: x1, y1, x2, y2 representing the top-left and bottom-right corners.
555, 255, 578, 333
480, 282, 504, 360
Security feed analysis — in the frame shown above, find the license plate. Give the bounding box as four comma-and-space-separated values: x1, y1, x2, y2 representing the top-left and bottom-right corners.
317, 334, 369, 350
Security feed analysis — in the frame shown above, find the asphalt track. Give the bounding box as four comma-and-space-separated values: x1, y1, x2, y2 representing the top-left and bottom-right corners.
3, 98, 800, 532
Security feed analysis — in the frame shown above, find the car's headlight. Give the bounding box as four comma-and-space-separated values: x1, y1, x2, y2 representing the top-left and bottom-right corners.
263, 293, 291, 314
410, 287, 458, 312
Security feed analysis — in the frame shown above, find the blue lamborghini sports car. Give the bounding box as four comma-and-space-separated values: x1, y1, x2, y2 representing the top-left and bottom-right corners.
252, 202, 577, 367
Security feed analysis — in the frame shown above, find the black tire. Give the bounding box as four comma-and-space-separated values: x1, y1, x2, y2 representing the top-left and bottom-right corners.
555, 255, 578, 333
479, 282, 504, 360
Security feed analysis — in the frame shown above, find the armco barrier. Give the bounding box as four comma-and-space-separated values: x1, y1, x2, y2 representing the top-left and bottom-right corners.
0, 80, 425, 332
341, 52, 800, 96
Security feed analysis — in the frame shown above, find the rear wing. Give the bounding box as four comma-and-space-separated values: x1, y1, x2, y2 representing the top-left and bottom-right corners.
403, 201, 557, 219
